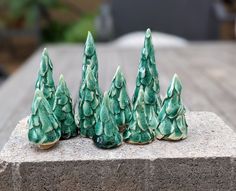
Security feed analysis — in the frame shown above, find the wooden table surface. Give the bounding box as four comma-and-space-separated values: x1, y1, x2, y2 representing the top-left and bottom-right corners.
0, 42, 235, 149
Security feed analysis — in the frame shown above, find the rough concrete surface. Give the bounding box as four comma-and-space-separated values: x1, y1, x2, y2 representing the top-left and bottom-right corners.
0, 112, 236, 191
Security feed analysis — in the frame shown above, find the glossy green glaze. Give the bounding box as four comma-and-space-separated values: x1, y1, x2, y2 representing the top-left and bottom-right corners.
156, 74, 188, 141
28, 90, 61, 149
123, 87, 157, 144
82, 31, 98, 81
35, 48, 56, 106
132, 29, 162, 114
108, 66, 132, 132
93, 92, 123, 149
53, 75, 78, 139
78, 66, 102, 138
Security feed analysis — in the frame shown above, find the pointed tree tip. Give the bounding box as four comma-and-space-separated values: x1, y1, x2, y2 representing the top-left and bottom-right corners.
86, 31, 94, 42
59, 74, 65, 83
145, 28, 152, 38
42, 48, 48, 55
172, 73, 181, 83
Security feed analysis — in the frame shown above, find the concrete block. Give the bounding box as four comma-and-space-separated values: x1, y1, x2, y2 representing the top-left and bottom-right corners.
0, 112, 236, 191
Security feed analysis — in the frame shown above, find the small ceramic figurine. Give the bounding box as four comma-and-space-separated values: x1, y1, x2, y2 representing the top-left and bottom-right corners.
35, 48, 56, 106
123, 87, 158, 144
78, 66, 102, 138
108, 66, 132, 132
53, 75, 78, 139
123, 28, 161, 144
132, 28, 162, 115
28, 90, 61, 149
93, 92, 123, 149
156, 74, 188, 141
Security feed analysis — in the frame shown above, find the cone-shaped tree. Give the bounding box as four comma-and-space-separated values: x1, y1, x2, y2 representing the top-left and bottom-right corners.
78, 66, 102, 138
132, 28, 162, 115
93, 92, 123, 149
53, 75, 78, 139
123, 86, 158, 144
82, 32, 98, 81
28, 89, 61, 149
156, 74, 188, 141
35, 48, 56, 106
108, 66, 132, 132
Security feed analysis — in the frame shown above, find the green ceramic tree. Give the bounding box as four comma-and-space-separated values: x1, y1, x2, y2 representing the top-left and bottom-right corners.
28, 89, 61, 149
53, 75, 78, 139
82, 31, 98, 81
35, 48, 56, 106
93, 92, 123, 149
156, 74, 188, 141
108, 66, 132, 132
78, 66, 102, 138
132, 28, 162, 114
123, 87, 158, 144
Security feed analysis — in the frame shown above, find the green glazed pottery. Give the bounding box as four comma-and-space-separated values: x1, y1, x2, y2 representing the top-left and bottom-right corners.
53, 75, 78, 139
35, 48, 56, 106
108, 66, 132, 132
93, 92, 123, 149
28, 90, 61, 149
156, 74, 188, 141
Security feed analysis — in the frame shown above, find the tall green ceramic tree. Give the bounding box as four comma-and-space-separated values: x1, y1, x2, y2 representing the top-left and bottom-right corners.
93, 92, 123, 149
28, 89, 61, 149
132, 28, 162, 114
82, 31, 98, 81
156, 74, 188, 141
53, 75, 78, 139
108, 66, 132, 132
35, 48, 56, 106
123, 87, 158, 144
78, 66, 102, 138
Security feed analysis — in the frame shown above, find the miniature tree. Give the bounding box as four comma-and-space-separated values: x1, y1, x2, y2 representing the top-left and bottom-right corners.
156, 74, 188, 141
132, 28, 162, 115
35, 48, 56, 106
28, 89, 61, 149
82, 31, 98, 81
123, 87, 158, 144
78, 66, 102, 138
53, 75, 78, 139
108, 66, 132, 132
93, 92, 123, 149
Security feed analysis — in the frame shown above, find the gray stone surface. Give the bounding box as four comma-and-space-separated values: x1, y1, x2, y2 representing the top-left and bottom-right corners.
0, 112, 236, 191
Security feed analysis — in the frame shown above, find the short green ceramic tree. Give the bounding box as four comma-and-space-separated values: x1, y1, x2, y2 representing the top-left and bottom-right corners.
53, 75, 78, 139
28, 89, 61, 149
93, 92, 123, 149
35, 48, 56, 106
123, 87, 158, 144
156, 74, 188, 141
108, 66, 132, 132
78, 66, 102, 138
82, 31, 98, 81
132, 28, 162, 115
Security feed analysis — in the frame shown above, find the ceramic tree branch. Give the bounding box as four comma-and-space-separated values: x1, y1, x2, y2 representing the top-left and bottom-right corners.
28, 90, 61, 149
156, 74, 188, 141
53, 75, 78, 139
35, 48, 56, 106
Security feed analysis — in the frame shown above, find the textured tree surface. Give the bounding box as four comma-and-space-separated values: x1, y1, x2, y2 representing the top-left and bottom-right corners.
156, 74, 188, 141
53, 75, 78, 139
123, 87, 157, 144
132, 28, 162, 115
78, 66, 102, 138
82, 32, 98, 82
93, 92, 123, 149
108, 66, 132, 132
35, 48, 56, 106
28, 90, 61, 149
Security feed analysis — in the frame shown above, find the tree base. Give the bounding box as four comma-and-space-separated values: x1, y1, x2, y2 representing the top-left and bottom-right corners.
38, 140, 59, 150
